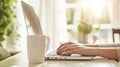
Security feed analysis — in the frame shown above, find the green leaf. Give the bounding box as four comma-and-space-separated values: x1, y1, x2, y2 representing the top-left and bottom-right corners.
0, 53, 3, 60
0, 20, 4, 26
0, 27, 4, 33
77, 20, 93, 35
0, 43, 2, 47
6, 29, 12, 36
0, 35, 5, 41
12, 13, 16, 18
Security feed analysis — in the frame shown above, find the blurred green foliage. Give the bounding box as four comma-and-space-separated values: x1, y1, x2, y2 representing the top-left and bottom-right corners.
0, 53, 3, 60
77, 20, 93, 35
0, 0, 17, 47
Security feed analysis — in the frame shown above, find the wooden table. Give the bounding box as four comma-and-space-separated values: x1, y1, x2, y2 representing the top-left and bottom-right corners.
0, 50, 120, 67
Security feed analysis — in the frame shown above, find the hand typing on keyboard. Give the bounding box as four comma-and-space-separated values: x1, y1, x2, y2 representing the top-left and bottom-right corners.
57, 42, 119, 61
57, 42, 86, 56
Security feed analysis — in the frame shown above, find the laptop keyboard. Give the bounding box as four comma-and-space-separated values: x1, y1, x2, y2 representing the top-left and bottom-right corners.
45, 49, 105, 60
45, 55, 94, 61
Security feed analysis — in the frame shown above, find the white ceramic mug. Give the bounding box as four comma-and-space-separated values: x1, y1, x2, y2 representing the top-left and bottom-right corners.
27, 35, 50, 64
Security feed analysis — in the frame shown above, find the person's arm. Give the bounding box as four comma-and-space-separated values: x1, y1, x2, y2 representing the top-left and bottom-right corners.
57, 43, 118, 61
117, 47, 120, 61
80, 47, 118, 60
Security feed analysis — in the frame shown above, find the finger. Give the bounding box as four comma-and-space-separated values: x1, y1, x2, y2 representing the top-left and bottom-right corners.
58, 42, 74, 49
57, 42, 77, 55
60, 52, 71, 56
57, 44, 79, 55
60, 50, 73, 56
57, 43, 66, 51
57, 43, 72, 52
61, 49, 79, 56
58, 46, 70, 54
57, 45, 68, 54
58, 42, 75, 49
57, 44, 76, 54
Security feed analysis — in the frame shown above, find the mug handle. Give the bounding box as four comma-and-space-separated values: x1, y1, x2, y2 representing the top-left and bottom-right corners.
45, 36, 50, 52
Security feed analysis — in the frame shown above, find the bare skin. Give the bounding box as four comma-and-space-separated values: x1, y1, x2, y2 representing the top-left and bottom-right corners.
57, 42, 118, 61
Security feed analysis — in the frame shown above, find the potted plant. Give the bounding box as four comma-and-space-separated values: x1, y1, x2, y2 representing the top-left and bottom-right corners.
0, 0, 19, 60
77, 20, 93, 43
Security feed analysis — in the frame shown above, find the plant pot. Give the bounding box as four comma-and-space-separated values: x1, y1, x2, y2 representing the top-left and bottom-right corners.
77, 34, 89, 43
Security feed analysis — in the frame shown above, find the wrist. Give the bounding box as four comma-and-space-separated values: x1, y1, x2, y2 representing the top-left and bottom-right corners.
81, 47, 99, 56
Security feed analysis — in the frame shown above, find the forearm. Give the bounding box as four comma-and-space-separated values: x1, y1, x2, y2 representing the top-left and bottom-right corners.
81, 47, 118, 60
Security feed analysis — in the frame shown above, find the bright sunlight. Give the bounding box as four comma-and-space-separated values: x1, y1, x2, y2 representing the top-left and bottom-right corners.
82, 0, 105, 18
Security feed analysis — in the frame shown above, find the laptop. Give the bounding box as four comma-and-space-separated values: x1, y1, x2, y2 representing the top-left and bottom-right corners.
21, 1, 104, 61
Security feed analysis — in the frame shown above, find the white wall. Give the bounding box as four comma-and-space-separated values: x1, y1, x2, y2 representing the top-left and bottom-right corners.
112, 0, 120, 28
39, 0, 68, 50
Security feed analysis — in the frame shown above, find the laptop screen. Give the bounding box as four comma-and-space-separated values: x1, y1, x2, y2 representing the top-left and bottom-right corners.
21, 1, 43, 35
